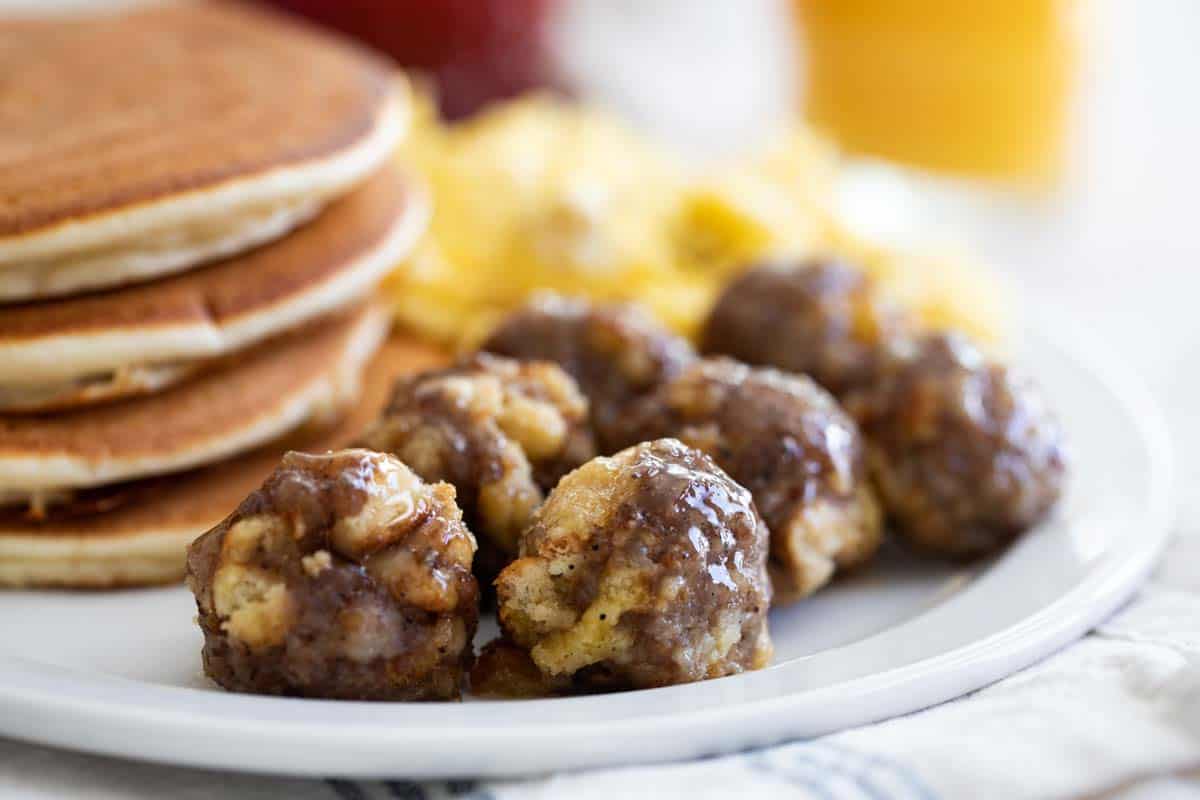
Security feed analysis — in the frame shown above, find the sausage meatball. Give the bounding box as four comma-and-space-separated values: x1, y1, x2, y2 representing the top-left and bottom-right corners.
358, 353, 595, 581
701, 259, 910, 398
705, 260, 1068, 558
482, 294, 695, 452
186, 449, 479, 700
850, 333, 1067, 557
620, 358, 883, 602
470, 638, 567, 698
493, 438, 772, 691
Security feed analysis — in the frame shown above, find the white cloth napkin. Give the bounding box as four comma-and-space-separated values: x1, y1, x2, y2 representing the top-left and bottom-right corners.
2, 525, 1197, 800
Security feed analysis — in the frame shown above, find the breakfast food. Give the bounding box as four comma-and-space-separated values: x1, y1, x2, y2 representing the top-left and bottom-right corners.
701, 259, 911, 398
482, 295, 695, 451
8, 1, 1068, 725
848, 333, 1067, 557
471, 638, 562, 697
0, 2, 406, 302
489, 439, 772, 692
0, 2, 429, 589
387, 96, 687, 343
619, 358, 883, 601
385, 94, 1004, 346
0, 323, 445, 589
703, 260, 1067, 557
358, 353, 595, 579
187, 449, 478, 700
0, 168, 428, 413
0, 305, 387, 507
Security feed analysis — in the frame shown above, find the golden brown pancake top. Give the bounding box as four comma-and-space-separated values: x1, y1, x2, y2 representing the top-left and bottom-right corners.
0, 168, 411, 341
0, 336, 447, 538
0, 305, 382, 462
0, 1, 395, 238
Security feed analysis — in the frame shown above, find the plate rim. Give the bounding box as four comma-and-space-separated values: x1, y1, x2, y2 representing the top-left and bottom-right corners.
0, 313, 1175, 778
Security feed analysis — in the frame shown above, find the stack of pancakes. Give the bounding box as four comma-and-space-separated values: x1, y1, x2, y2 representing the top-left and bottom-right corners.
0, 2, 443, 588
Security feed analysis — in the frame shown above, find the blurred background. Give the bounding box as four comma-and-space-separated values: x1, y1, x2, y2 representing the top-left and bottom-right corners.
246, 0, 1195, 385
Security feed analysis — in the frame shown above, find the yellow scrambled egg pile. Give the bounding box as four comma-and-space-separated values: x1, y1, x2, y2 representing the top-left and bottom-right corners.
387, 94, 1004, 347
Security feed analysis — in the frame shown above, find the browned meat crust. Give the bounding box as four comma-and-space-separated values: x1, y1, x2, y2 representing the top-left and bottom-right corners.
358, 353, 595, 584
492, 439, 772, 692
703, 260, 1067, 559
848, 333, 1067, 557
620, 358, 883, 601
482, 295, 695, 452
701, 259, 910, 398
186, 449, 478, 700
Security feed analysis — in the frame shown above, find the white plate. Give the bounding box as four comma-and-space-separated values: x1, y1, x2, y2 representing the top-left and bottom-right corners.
0, 317, 1172, 779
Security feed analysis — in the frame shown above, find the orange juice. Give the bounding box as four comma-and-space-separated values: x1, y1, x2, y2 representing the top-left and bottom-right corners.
797, 0, 1078, 184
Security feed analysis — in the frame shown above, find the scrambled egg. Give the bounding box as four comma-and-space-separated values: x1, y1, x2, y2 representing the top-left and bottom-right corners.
387, 93, 1004, 347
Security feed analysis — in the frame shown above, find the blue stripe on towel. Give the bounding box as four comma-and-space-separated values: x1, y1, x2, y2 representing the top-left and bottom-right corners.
739, 740, 936, 800
815, 742, 936, 800
383, 779, 428, 800
327, 779, 370, 800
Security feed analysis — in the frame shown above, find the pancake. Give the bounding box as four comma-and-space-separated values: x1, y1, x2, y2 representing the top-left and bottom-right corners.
0, 336, 448, 588
0, 363, 200, 416
0, 303, 391, 499
0, 167, 429, 412
0, 1, 407, 302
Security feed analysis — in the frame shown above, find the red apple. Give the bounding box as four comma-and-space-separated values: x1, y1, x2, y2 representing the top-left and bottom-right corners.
262, 0, 561, 119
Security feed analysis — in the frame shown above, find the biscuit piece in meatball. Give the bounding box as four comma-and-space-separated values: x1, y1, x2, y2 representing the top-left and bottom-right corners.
494, 438, 772, 691
622, 358, 883, 602
851, 333, 1067, 557
359, 353, 595, 579
186, 449, 479, 700
482, 294, 695, 451
702, 259, 910, 398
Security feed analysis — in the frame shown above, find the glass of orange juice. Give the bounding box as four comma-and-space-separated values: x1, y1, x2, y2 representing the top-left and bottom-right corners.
796, 0, 1080, 186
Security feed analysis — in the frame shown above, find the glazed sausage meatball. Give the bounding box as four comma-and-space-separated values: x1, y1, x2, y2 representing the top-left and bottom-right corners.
358, 353, 595, 580
705, 260, 1067, 558
850, 333, 1067, 557
493, 438, 772, 691
702, 259, 910, 398
620, 358, 883, 602
186, 449, 479, 700
470, 637, 565, 698
482, 294, 695, 452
